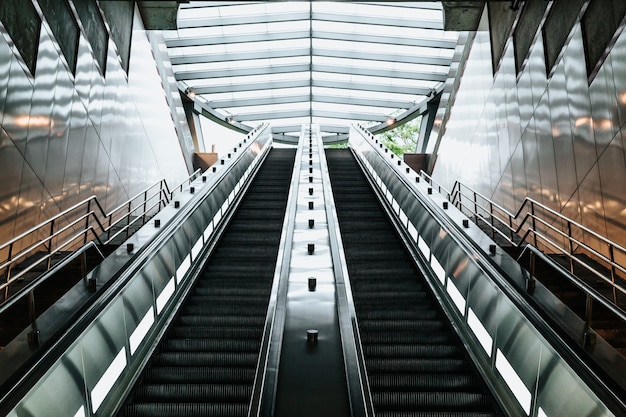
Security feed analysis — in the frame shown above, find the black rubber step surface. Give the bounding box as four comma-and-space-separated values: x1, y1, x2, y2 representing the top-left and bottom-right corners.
120, 149, 295, 417
326, 149, 502, 417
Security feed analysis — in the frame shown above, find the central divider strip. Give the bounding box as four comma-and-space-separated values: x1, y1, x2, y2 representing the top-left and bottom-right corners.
253, 125, 354, 417
273, 125, 351, 417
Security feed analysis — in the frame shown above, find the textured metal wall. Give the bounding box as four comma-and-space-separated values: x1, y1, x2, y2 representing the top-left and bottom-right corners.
433, 6, 626, 249
0, 3, 189, 253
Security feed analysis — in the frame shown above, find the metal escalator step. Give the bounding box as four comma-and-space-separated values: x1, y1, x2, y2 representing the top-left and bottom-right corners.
160, 338, 261, 357
227, 223, 283, 233
376, 412, 499, 417
360, 330, 454, 345
168, 325, 262, 339
212, 246, 282, 258
134, 384, 251, 402
353, 282, 425, 293
372, 391, 494, 412
358, 319, 448, 332
369, 373, 482, 391
177, 315, 266, 327
123, 402, 248, 417
143, 367, 255, 384
202, 264, 276, 275
366, 358, 469, 374
182, 304, 267, 316
169, 326, 262, 340
352, 290, 429, 302
344, 250, 407, 261
364, 344, 463, 359
154, 336, 260, 352
194, 274, 273, 284
348, 264, 416, 275
191, 288, 270, 298
357, 309, 438, 321
152, 350, 259, 368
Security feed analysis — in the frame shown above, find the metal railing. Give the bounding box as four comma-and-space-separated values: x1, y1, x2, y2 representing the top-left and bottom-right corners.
0, 241, 104, 326
419, 171, 626, 306
519, 245, 626, 331
1, 170, 201, 301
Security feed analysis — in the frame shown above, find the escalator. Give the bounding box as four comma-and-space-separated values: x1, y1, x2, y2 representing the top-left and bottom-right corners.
120, 148, 296, 417
326, 149, 503, 417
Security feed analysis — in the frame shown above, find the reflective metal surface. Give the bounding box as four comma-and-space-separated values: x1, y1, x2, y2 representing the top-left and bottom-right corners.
0, 5, 189, 251
434, 17, 626, 253
267, 125, 351, 417
350, 125, 623, 417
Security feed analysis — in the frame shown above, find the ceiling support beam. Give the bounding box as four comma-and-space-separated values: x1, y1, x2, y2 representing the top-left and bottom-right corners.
441, 1, 485, 31
175, 64, 311, 81
193, 101, 252, 134
171, 47, 452, 67
416, 92, 442, 153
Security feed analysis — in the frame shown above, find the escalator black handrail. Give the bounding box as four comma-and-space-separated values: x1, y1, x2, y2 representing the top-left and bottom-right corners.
0, 124, 272, 415
349, 124, 626, 414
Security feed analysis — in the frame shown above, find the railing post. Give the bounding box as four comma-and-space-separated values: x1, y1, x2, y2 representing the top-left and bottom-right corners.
567, 221, 574, 274
489, 201, 495, 239
127, 201, 132, 239
80, 250, 88, 277
530, 203, 537, 247
585, 295, 593, 328
47, 219, 54, 270
84, 200, 91, 245
509, 216, 514, 242
609, 244, 617, 304
142, 190, 148, 225
108, 214, 112, 241
473, 192, 478, 222
28, 290, 36, 323
4, 243, 14, 301
159, 181, 164, 211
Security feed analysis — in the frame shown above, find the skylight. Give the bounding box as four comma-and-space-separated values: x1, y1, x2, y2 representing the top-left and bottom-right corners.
166, 1, 461, 142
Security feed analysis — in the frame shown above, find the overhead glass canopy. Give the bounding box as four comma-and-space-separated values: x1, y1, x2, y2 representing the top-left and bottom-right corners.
164, 1, 461, 142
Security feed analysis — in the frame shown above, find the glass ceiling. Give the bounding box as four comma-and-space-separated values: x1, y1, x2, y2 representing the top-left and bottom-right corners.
164, 1, 461, 142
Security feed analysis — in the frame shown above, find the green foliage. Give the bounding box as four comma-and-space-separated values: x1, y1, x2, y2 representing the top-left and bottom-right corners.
377, 117, 421, 157
325, 142, 348, 149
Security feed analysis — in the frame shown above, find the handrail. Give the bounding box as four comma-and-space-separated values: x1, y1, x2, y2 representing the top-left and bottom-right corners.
0, 241, 105, 317
0, 214, 104, 278
0, 226, 103, 292
1, 169, 202, 300
163, 168, 202, 200
518, 245, 626, 328
418, 169, 626, 305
